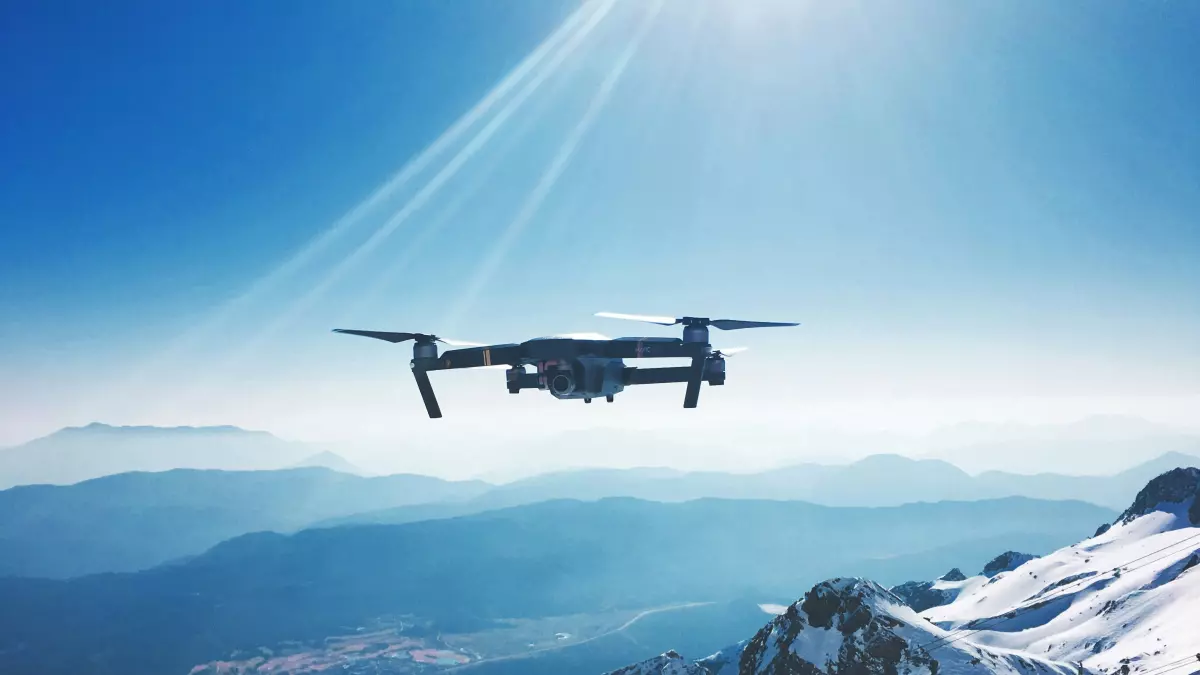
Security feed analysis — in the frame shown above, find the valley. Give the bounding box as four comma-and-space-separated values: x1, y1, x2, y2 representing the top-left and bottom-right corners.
186, 603, 731, 675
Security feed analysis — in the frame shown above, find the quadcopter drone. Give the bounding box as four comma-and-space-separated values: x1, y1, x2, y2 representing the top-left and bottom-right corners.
333, 312, 799, 418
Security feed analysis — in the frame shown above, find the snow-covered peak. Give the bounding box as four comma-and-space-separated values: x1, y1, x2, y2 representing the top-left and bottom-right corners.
610, 467, 1200, 675
1117, 467, 1200, 527
939, 568, 967, 582
923, 474, 1200, 675
605, 650, 708, 675
689, 577, 1075, 675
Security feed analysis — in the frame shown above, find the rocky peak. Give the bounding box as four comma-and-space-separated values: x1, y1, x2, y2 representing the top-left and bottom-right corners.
938, 568, 966, 582
982, 551, 1038, 577
613, 575, 1082, 675
734, 577, 938, 675
605, 650, 707, 675
1118, 467, 1200, 526
796, 578, 898, 630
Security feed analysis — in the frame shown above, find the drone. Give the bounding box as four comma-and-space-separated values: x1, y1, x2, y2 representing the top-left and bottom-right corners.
333, 312, 799, 418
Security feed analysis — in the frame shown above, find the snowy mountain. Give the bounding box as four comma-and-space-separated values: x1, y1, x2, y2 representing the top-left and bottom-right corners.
922, 467, 1200, 675
614, 578, 1076, 675
608, 467, 1200, 675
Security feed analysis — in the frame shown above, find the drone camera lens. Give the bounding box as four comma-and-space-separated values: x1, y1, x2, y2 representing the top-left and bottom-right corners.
550, 374, 573, 394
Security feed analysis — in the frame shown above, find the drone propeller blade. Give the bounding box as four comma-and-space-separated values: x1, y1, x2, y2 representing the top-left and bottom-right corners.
714, 346, 748, 356
333, 330, 486, 347
594, 312, 679, 326
332, 329, 433, 343
595, 313, 798, 331
438, 338, 486, 347
553, 332, 613, 341
709, 319, 800, 330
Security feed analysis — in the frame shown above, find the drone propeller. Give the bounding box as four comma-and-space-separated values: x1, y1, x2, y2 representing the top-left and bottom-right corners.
594, 312, 798, 330
712, 346, 748, 357
331, 329, 482, 347
593, 312, 678, 326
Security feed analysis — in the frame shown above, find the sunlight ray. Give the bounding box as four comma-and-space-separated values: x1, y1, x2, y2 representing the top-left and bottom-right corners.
441, 0, 666, 334
191, 0, 618, 388
103, 0, 612, 407
334, 68, 564, 327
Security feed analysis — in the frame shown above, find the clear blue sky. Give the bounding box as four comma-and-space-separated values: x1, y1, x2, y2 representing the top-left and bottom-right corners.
1, 0, 1198, 453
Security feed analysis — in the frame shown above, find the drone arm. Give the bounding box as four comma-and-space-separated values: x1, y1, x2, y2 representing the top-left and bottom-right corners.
423, 344, 524, 371
603, 341, 707, 360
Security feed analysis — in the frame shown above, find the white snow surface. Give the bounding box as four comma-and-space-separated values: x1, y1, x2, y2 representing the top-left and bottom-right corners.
924, 500, 1200, 675
709, 579, 1076, 675
609, 482, 1200, 675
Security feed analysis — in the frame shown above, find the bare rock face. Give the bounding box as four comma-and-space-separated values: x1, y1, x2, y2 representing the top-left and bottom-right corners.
937, 568, 966, 582
1117, 467, 1200, 526
889, 579, 954, 613
982, 551, 1038, 577
890, 568, 969, 612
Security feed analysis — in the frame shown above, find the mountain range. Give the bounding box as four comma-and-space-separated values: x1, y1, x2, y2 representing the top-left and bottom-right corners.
0, 495, 1113, 675
5, 417, 1198, 490
921, 415, 1200, 475
0, 467, 488, 577
0, 423, 318, 489
608, 467, 1200, 675
3, 422, 1194, 581
325, 450, 1199, 529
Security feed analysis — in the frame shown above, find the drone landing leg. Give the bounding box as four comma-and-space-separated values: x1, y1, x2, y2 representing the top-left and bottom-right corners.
683, 356, 705, 408
412, 367, 443, 419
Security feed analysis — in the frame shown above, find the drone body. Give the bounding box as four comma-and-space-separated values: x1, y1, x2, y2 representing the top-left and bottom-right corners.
333, 312, 798, 418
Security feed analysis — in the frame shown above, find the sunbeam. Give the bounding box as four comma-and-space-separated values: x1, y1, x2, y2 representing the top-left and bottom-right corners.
188, 0, 617, 394
101, 0, 612, 408
441, 0, 666, 334
334, 61, 568, 329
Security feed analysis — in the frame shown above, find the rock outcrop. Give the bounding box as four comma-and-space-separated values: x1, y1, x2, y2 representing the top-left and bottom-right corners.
981, 551, 1037, 577
889, 580, 953, 613
1117, 467, 1200, 526
938, 568, 966, 582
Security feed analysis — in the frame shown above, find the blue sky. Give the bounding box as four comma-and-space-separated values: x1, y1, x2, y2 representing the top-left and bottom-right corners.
1, 0, 1198, 454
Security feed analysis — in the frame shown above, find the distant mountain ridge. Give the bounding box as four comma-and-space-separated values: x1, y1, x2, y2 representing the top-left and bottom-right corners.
0, 422, 319, 489
0, 466, 490, 578
921, 415, 1200, 475
327, 451, 1199, 530
288, 450, 369, 475
0, 495, 1114, 675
